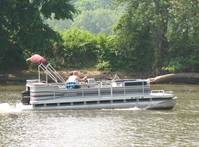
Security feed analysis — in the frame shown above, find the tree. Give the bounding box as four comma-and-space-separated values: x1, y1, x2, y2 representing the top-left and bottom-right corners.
115, 0, 199, 73
114, 1, 155, 72
72, 9, 118, 34
60, 28, 98, 68
0, 0, 76, 71
46, 0, 121, 34
165, 0, 199, 72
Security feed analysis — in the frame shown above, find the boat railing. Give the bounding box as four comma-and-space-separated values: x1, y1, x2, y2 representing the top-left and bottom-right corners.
38, 63, 65, 84
46, 64, 65, 83
151, 90, 165, 93
151, 90, 173, 94
60, 82, 151, 98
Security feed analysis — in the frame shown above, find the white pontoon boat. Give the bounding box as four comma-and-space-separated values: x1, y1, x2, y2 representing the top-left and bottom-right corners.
21, 64, 176, 110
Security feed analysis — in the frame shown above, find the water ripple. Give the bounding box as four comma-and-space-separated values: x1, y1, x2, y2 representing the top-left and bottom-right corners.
0, 84, 199, 147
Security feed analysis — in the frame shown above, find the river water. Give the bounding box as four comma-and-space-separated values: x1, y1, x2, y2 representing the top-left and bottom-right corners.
0, 84, 199, 147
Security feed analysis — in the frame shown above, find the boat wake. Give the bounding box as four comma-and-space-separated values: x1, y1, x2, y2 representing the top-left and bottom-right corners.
0, 103, 32, 114
113, 107, 144, 111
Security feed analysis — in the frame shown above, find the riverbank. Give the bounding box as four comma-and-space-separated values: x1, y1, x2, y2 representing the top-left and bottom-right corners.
1, 70, 199, 84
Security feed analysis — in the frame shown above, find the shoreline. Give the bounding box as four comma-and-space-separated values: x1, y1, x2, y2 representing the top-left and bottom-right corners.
1, 70, 199, 84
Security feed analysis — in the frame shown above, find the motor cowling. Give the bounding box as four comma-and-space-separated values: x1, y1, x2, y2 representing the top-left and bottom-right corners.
21, 90, 30, 105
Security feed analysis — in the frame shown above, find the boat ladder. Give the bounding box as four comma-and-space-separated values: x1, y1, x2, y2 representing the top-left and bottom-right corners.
38, 63, 65, 83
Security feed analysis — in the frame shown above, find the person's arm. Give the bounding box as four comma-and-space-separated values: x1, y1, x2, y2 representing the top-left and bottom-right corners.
82, 76, 87, 81
77, 76, 87, 82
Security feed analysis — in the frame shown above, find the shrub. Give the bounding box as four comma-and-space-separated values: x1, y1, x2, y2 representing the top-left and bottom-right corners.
96, 60, 111, 71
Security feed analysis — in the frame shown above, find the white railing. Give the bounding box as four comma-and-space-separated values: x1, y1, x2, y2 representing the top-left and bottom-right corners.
38, 63, 65, 84
63, 84, 151, 98
151, 90, 165, 93
151, 90, 173, 94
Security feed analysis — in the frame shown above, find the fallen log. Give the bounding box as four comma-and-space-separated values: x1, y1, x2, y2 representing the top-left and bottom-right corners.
149, 73, 199, 84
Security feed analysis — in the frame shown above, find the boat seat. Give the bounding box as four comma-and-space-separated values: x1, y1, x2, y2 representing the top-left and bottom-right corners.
65, 82, 80, 89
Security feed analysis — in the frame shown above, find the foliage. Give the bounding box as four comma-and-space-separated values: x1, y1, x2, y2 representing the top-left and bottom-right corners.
59, 28, 117, 70
95, 33, 117, 67
0, 0, 76, 71
60, 28, 98, 68
1, 0, 198, 74
96, 60, 111, 71
46, 0, 121, 34
72, 9, 117, 34
114, 1, 155, 72
114, 0, 199, 74
162, 57, 187, 72
165, 0, 199, 72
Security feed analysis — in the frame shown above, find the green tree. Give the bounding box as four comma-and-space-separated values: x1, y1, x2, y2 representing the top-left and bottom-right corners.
58, 28, 117, 70
114, 1, 155, 72
0, 0, 76, 71
115, 0, 199, 73
46, 0, 121, 34
165, 0, 199, 72
60, 28, 98, 68
72, 9, 118, 34
95, 33, 117, 71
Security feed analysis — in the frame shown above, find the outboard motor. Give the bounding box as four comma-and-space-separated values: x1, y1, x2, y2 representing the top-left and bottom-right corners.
21, 90, 30, 105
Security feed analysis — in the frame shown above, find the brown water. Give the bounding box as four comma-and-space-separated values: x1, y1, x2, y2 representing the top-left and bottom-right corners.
0, 84, 199, 147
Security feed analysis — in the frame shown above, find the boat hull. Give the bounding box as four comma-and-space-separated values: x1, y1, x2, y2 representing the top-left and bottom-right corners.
30, 96, 176, 110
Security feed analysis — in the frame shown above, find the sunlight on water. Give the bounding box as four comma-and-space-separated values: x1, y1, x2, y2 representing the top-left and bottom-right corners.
0, 103, 32, 113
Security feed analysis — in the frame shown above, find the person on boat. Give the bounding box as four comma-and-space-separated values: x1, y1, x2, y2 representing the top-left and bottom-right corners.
66, 71, 87, 89
26, 54, 48, 65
